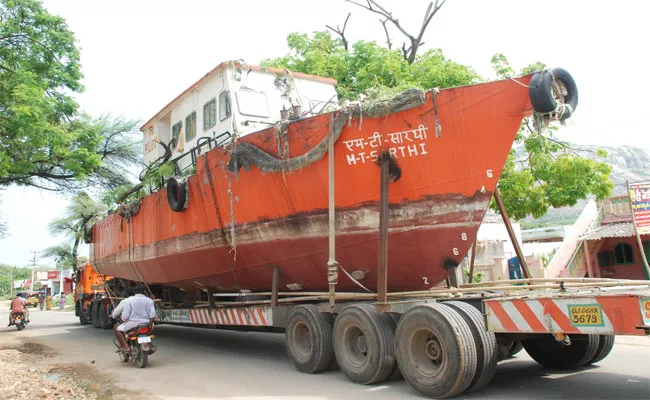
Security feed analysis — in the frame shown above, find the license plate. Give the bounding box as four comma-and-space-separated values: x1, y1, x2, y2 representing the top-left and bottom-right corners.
137, 336, 151, 344
567, 304, 604, 326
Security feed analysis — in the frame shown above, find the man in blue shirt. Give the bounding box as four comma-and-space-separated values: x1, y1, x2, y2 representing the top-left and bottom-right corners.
114, 286, 156, 352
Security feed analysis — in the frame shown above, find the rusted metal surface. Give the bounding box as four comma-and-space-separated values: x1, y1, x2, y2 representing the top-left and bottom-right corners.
92, 77, 535, 293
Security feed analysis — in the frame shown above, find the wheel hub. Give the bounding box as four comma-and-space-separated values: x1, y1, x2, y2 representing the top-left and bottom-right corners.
356, 335, 368, 354
425, 337, 442, 363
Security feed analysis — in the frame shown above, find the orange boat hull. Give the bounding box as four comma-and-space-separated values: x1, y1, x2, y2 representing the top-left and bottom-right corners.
91, 76, 533, 292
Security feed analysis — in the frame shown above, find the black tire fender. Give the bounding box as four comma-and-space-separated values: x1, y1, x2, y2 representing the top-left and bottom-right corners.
166, 176, 189, 212
529, 68, 578, 120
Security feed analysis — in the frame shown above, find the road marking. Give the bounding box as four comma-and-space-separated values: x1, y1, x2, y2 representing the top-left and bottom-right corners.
366, 386, 390, 392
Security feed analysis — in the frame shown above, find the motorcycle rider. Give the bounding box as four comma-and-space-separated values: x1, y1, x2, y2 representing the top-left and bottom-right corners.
114, 286, 155, 352
8, 294, 29, 326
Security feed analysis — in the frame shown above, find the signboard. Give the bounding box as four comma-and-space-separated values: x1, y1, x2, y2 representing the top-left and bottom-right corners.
630, 183, 650, 234
507, 257, 523, 281
47, 270, 60, 280
35, 271, 47, 280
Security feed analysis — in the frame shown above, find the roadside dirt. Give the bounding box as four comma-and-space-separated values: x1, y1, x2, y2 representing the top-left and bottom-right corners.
0, 340, 150, 400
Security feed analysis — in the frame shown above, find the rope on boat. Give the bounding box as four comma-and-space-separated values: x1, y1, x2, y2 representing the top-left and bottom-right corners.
227, 87, 427, 174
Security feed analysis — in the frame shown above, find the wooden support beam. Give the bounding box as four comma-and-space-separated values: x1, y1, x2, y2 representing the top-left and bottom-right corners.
493, 187, 533, 279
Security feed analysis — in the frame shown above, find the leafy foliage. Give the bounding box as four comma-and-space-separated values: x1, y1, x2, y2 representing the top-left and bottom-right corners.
491, 56, 613, 219
0, 0, 140, 191
262, 31, 479, 100
44, 192, 106, 269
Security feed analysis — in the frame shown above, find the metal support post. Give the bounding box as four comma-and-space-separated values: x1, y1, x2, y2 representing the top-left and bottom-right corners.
377, 153, 390, 312
493, 187, 533, 279
271, 267, 280, 307
326, 114, 338, 309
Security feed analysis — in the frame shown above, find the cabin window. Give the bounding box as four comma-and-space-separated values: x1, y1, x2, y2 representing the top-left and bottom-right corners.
219, 91, 231, 121
171, 122, 182, 147
236, 89, 270, 118
203, 98, 217, 131
613, 242, 634, 264
185, 112, 197, 141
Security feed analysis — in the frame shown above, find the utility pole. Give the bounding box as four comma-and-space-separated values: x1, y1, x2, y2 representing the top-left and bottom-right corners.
29, 250, 39, 291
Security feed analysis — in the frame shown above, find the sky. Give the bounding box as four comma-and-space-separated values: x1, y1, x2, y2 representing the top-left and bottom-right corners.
1, 0, 649, 268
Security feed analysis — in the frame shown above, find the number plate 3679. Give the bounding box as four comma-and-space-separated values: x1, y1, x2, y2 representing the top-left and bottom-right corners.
567, 304, 604, 327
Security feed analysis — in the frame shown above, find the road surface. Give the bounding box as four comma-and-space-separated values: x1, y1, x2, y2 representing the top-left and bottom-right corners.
1, 306, 649, 399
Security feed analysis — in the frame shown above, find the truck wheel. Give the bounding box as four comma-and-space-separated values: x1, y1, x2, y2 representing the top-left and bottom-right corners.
99, 302, 112, 329
78, 302, 89, 325
285, 305, 334, 373
523, 334, 599, 370
509, 341, 524, 357
444, 301, 498, 392
587, 335, 615, 365
91, 302, 101, 329
333, 304, 397, 385
395, 303, 477, 398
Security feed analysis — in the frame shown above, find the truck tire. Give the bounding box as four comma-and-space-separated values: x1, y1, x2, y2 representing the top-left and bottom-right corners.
587, 335, 615, 365
78, 302, 89, 325
91, 302, 101, 329
509, 341, 524, 357
444, 301, 498, 392
167, 176, 189, 212
395, 303, 477, 398
529, 68, 578, 119
523, 334, 599, 370
285, 305, 334, 374
333, 304, 397, 385
99, 302, 112, 330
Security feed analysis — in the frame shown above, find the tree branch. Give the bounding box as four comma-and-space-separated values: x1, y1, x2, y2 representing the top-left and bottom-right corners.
326, 12, 351, 51
380, 18, 392, 49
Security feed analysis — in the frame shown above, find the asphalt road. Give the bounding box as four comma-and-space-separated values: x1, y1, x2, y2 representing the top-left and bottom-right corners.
1, 306, 649, 400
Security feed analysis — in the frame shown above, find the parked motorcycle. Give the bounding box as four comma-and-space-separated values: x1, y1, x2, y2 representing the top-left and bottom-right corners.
11, 312, 27, 331
115, 324, 156, 368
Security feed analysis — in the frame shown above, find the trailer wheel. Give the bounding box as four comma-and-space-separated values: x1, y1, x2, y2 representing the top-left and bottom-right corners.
395, 303, 477, 398
91, 302, 101, 329
285, 305, 334, 374
523, 334, 599, 370
333, 304, 397, 385
98, 302, 112, 330
78, 302, 89, 325
444, 301, 498, 392
509, 341, 524, 357
587, 335, 615, 365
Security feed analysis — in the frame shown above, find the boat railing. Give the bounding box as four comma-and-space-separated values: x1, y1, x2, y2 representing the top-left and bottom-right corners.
170, 131, 232, 176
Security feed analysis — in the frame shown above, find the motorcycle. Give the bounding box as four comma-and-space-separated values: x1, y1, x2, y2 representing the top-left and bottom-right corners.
11, 312, 27, 331
115, 324, 156, 368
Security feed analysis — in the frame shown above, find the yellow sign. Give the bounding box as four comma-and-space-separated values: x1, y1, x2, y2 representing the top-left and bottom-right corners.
568, 304, 604, 327
641, 298, 650, 325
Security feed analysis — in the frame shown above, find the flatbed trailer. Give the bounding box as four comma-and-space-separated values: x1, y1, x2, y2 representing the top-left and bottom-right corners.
140, 277, 650, 398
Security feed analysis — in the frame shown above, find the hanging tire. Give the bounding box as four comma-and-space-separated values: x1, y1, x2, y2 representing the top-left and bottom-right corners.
523, 334, 599, 370
333, 304, 397, 385
444, 301, 498, 393
588, 335, 615, 365
166, 177, 189, 212
285, 305, 334, 374
529, 68, 578, 120
395, 303, 477, 398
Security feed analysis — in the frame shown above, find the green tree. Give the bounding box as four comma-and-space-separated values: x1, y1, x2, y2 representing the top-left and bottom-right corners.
262, 31, 478, 101
44, 192, 106, 269
491, 55, 613, 219
0, 0, 140, 191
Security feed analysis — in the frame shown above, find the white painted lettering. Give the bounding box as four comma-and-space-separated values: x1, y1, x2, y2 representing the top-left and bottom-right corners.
398, 146, 407, 158
370, 150, 379, 161
346, 153, 357, 165
419, 143, 428, 155
407, 144, 419, 156
358, 152, 367, 163
368, 132, 383, 148
389, 148, 398, 158
486, 169, 493, 178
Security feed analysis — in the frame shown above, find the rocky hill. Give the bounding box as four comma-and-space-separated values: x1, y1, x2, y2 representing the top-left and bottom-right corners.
520, 145, 650, 228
